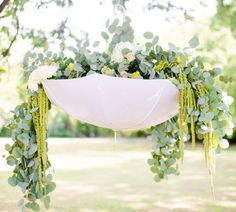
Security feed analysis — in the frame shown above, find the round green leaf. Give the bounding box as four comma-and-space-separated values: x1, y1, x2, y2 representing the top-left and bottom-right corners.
171, 66, 179, 74
8, 176, 17, 186
92, 41, 100, 48
101, 32, 109, 41
46, 182, 56, 194
25, 202, 40, 211
188, 36, 199, 48
6, 156, 16, 166
154, 175, 161, 182
12, 147, 22, 158
143, 32, 153, 39
5, 144, 12, 152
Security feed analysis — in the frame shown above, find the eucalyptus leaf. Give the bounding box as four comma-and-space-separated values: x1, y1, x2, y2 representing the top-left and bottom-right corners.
122, 48, 131, 55
101, 32, 109, 41
7, 156, 16, 166
27, 160, 34, 168
8, 176, 17, 186
143, 32, 153, 39
25, 202, 40, 211
12, 147, 22, 158
28, 144, 38, 156
171, 67, 179, 74
18, 182, 29, 190
17, 133, 30, 145
44, 196, 51, 209
5, 143, 12, 152
168, 42, 178, 52
213, 67, 222, 75
188, 36, 199, 48
25, 114, 32, 121
154, 175, 161, 182
92, 41, 100, 48
28, 193, 36, 202
152, 35, 159, 45
46, 182, 56, 194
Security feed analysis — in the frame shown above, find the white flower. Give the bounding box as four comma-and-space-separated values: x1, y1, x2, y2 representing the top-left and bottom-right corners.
112, 42, 141, 63
222, 91, 234, 105
219, 139, 229, 149
28, 65, 58, 92
225, 121, 235, 136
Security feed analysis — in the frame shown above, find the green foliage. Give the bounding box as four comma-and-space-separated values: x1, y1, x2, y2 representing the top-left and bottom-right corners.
0, 0, 74, 58
102, 16, 134, 53
6, 17, 233, 210
48, 111, 113, 137
148, 120, 181, 181
212, 0, 236, 38
188, 36, 199, 48
6, 97, 55, 211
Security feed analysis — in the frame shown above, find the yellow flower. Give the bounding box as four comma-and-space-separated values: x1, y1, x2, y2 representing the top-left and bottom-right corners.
131, 71, 141, 78
154, 60, 165, 71
176, 55, 189, 64
101, 66, 114, 76
185, 55, 189, 61
68, 63, 75, 71
176, 56, 181, 64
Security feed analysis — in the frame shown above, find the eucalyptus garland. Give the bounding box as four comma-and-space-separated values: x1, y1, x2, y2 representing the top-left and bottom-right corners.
6, 90, 55, 211
5, 17, 233, 211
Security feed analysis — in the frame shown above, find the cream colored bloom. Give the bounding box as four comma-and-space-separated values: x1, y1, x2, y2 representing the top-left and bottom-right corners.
112, 42, 140, 63
120, 71, 128, 78
28, 65, 58, 92
126, 52, 135, 62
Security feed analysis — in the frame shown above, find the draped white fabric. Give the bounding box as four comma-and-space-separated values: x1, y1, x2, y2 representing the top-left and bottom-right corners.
42, 73, 179, 131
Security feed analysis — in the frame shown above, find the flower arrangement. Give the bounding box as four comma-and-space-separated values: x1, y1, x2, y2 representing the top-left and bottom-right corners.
5, 17, 233, 211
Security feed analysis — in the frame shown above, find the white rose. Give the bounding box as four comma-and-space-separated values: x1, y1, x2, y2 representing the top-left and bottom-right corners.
222, 92, 234, 105
112, 42, 141, 63
28, 65, 58, 92
219, 139, 229, 149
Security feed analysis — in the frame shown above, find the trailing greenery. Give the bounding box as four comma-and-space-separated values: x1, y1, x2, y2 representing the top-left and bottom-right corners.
6, 90, 55, 211
6, 17, 233, 211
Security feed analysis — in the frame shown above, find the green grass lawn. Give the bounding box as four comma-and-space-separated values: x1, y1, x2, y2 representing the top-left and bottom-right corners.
0, 137, 236, 212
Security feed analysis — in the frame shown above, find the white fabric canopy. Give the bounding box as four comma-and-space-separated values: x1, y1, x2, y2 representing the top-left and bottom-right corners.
42, 73, 179, 131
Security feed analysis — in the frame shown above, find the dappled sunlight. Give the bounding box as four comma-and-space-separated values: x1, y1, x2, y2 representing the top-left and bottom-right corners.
1, 138, 236, 211
153, 200, 194, 211
0, 0, 236, 211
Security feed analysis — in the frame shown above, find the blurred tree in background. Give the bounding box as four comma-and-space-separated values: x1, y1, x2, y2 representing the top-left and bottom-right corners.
0, 0, 235, 140
0, 0, 74, 58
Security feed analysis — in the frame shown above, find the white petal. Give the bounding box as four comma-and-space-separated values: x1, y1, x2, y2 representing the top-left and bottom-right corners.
219, 139, 229, 149
28, 65, 58, 91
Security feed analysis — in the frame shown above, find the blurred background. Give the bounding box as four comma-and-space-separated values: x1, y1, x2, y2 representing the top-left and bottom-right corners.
0, 0, 235, 211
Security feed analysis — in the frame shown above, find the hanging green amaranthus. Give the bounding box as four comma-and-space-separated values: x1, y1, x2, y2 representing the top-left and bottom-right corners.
31, 88, 49, 196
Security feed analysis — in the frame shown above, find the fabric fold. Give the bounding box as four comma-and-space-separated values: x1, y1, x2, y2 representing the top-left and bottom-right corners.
42, 73, 179, 131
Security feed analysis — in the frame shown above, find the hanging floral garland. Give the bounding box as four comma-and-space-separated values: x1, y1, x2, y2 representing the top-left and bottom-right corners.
5, 17, 234, 211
